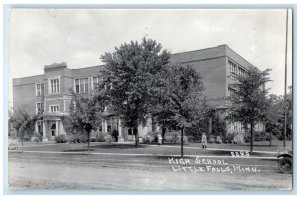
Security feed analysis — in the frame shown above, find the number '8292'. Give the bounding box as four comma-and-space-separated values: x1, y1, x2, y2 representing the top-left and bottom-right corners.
231, 151, 250, 157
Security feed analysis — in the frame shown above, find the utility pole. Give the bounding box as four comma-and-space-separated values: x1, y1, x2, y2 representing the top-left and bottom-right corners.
283, 9, 289, 148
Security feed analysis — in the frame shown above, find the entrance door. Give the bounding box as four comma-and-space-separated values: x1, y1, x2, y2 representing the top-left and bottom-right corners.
51, 123, 56, 136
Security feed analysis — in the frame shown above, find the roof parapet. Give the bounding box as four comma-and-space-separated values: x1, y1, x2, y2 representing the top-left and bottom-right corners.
44, 62, 67, 70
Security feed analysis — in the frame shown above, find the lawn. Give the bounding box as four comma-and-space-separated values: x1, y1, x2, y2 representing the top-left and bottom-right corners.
11, 140, 291, 158
187, 140, 292, 152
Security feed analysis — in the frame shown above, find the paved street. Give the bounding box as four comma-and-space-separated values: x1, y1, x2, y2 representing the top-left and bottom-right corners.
8, 144, 292, 190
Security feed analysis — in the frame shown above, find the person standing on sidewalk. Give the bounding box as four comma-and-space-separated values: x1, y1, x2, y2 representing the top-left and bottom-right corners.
202, 133, 207, 149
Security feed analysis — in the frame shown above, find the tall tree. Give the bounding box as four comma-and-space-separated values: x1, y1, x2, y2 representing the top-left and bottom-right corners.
152, 64, 208, 146
100, 37, 170, 147
151, 65, 179, 144
264, 94, 283, 146
65, 92, 107, 154
264, 86, 293, 145
227, 67, 271, 152
10, 108, 38, 152
156, 65, 205, 156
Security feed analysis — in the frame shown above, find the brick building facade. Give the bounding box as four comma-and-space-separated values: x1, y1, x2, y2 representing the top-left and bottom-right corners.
12, 44, 264, 142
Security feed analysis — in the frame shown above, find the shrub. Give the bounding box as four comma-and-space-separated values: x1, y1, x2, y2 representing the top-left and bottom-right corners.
67, 134, 77, 143
165, 135, 176, 143
232, 133, 244, 144
96, 133, 105, 142
185, 127, 203, 142
208, 136, 215, 143
54, 134, 67, 143
31, 133, 42, 143
23, 134, 31, 142
215, 136, 223, 144
187, 136, 201, 143
171, 134, 178, 143
149, 132, 159, 143
142, 132, 159, 144
67, 134, 88, 143
254, 131, 267, 141
244, 133, 250, 143
187, 136, 194, 143
105, 134, 113, 144
90, 138, 97, 142
142, 135, 151, 144
111, 129, 119, 142
8, 138, 19, 150
224, 133, 234, 144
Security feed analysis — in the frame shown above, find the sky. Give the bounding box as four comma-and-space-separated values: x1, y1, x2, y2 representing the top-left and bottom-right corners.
8, 9, 293, 105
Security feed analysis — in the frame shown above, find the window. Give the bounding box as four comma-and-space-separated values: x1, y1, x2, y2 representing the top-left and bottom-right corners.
228, 60, 247, 77
49, 78, 60, 93
80, 78, 89, 93
228, 87, 236, 97
74, 78, 89, 93
36, 84, 44, 96
36, 102, 44, 114
75, 79, 80, 93
92, 76, 101, 91
50, 105, 59, 112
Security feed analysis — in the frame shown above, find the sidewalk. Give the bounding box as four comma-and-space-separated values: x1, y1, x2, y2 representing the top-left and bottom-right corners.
142, 144, 279, 154
8, 149, 279, 159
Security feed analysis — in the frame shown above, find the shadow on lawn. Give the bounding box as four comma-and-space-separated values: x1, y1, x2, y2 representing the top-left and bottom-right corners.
62, 143, 148, 152
63, 149, 96, 152
88, 143, 148, 149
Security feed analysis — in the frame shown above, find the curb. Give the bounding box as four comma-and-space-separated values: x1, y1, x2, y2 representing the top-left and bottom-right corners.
8, 150, 279, 160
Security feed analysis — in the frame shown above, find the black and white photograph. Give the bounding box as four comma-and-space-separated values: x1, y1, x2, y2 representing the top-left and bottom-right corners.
6, 7, 294, 192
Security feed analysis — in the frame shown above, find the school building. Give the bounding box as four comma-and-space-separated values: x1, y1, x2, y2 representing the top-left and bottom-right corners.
12, 44, 264, 142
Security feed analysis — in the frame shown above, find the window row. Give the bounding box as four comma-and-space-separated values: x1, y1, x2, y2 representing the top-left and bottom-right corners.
75, 78, 89, 93
228, 87, 236, 97
36, 76, 106, 96
36, 103, 60, 114
36, 78, 60, 96
74, 76, 102, 94
50, 105, 59, 112
228, 60, 247, 77
74, 76, 106, 94
229, 121, 244, 131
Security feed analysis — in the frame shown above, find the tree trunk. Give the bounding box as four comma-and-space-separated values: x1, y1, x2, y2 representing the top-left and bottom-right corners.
134, 127, 138, 147
87, 131, 90, 155
21, 133, 24, 153
181, 127, 184, 158
250, 122, 254, 153
208, 117, 212, 136
269, 129, 272, 147
162, 127, 166, 145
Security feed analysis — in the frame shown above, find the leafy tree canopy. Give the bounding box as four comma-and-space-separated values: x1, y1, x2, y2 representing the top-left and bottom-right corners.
100, 37, 170, 130
9, 108, 38, 148
228, 67, 271, 125
227, 67, 271, 152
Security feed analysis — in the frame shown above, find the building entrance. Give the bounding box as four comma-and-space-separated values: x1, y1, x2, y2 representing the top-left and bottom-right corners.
51, 123, 56, 136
